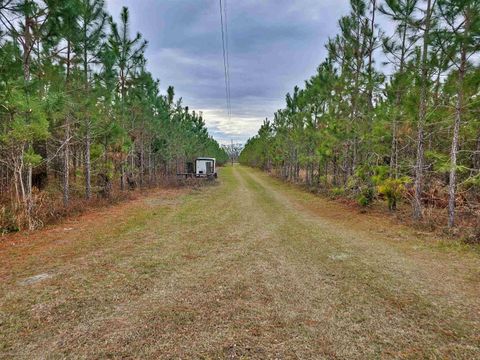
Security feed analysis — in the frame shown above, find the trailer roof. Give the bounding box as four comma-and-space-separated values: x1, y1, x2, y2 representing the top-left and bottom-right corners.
196, 157, 216, 161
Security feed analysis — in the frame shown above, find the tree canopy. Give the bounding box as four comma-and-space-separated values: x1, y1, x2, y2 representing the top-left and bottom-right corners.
0, 0, 227, 230
240, 0, 480, 228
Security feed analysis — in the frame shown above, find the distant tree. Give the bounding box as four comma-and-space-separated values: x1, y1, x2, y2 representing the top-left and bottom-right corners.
380, 0, 419, 178
108, 6, 147, 189
77, 0, 107, 199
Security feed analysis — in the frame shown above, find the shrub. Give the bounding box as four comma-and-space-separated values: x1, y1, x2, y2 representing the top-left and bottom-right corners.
377, 177, 410, 211
357, 186, 375, 207
0, 205, 19, 234
331, 187, 344, 197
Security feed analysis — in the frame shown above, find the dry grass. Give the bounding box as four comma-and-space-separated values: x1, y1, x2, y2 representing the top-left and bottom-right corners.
0, 165, 479, 358
288, 171, 480, 242
0, 175, 201, 233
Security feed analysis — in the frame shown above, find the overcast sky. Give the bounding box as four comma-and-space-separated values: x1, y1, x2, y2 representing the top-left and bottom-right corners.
105, 0, 353, 144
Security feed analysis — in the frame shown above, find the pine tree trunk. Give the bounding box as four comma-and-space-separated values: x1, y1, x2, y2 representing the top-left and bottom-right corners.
83, 22, 91, 200
22, 14, 34, 229
72, 144, 77, 182
148, 149, 152, 186
13, 156, 25, 208
474, 133, 480, 172
13, 167, 20, 207
26, 164, 33, 230
17, 152, 26, 207
63, 117, 70, 207
63, 41, 72, 207
413, 101, 426, 220
366, 0, 376, 110
448, 99, 461, 228
448, 33, 467, 228
390, 22, 408, 179
22, 15, 32, 83
413, 0, 432, 221
85, 128, 92, 199
120, 162, 125, 191
140, 143, 144, 188
390, 118, 398, 178
350, 6, 363, 177
333, 152, 338, 187
130, 141, 135, 178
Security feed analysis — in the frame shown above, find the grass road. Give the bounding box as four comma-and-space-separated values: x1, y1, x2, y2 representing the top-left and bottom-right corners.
1, 165, 479, 359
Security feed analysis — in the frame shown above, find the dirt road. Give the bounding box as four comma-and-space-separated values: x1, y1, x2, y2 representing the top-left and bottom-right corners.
1, 165, 479, 358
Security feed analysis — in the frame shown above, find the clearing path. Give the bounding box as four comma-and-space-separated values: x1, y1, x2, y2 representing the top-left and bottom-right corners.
1, 165, 479, 358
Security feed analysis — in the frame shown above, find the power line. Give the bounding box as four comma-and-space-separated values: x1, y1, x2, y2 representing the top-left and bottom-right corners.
219, 0, 229, 120
223, 0, 232, 119
219, 0, 231, 121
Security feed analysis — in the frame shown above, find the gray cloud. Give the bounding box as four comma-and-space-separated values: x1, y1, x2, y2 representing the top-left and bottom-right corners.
106, 0, 352, 144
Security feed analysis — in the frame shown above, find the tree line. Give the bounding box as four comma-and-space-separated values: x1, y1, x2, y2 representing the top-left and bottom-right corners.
240, 0, 480, 229
0, 0, 228, 231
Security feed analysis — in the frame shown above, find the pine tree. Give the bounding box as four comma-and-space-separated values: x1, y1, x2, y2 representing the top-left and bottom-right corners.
77, 0, 107, 199
412, 0, 435, 221
108, 6, 147, 190
380, 0, 418, 178
437, 0, 480, 227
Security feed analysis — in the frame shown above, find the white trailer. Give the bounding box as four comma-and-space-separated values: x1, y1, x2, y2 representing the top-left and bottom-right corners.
195, 157, 216, 178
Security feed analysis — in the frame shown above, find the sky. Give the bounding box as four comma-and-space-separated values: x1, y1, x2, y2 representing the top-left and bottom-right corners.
105, 0, 353, 144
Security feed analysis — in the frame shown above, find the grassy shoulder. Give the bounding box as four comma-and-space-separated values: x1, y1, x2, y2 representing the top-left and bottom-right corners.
256, 167, 480, 252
